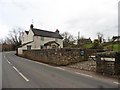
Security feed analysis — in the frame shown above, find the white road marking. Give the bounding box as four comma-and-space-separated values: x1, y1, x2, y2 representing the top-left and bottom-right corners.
56, 67, 65, 70
4, 56, 5, 58
113, 82, 120, 85
75, 72, 93, 78
12, 66, 29, 82
6, 60, 10, 64
6, 59, 12, 65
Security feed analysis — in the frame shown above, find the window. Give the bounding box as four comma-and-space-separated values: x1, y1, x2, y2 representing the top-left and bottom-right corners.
41, 37, 44, 41
40, 45, 44, 49
55, 38, 58, 42
27, 45, 31, 50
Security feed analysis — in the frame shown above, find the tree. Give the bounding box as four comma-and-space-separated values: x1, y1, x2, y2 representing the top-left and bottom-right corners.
97, 32, 103, 43
92, 39, 100, 49
0, 39, 4, 44
6, 27, 24, 50
61, 32, 75, 47
92, 39, 103, 49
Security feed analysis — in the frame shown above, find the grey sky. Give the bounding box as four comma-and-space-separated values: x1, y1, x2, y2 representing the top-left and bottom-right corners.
0, 0, 119, 40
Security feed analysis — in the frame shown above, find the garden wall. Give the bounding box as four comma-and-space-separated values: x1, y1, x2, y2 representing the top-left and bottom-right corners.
96, 52, 120, 75
21, 48, 96, 66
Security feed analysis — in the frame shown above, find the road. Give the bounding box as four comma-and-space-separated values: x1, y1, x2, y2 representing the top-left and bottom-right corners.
2, 51, 119, 88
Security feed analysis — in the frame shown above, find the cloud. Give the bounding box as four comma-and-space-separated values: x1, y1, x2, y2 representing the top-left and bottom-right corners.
0, 22, 9, 39
63, 0, 118, 39
0, 0, 119, 40
65, 15, 118, 40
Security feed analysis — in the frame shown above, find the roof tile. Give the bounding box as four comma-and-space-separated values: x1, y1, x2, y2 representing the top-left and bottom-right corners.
32, 28, 63, 39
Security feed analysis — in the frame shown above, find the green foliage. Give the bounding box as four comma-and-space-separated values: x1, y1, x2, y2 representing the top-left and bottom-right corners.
83, 43, 93, 49
91, 39, 101, 49
104, 44, 120, 51
114, 44, 120, 51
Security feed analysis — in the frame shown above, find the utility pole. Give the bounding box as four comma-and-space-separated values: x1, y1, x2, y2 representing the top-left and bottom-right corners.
77, 32, 80, 45
78, 32, 80, 40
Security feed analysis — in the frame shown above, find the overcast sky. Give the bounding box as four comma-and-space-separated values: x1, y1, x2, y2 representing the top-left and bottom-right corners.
0, 0, 119, 40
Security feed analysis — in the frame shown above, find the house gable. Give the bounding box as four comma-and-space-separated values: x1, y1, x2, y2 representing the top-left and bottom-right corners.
22, 26, 34, 45
22, 31, 28, 44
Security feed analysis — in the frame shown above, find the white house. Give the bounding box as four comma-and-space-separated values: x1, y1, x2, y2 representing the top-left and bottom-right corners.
18, 24, 63, 54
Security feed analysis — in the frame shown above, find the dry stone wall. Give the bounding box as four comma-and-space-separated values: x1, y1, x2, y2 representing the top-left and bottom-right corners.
22, 48, 96, 66
96, 52, 120, 75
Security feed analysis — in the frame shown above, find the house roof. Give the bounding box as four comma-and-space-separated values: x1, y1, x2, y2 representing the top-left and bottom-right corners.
19, 41, 33, 47
25, 31, 29, 34
78, 38, 92, 42
112, 36, 120, 41
32, 28, 63, 39
78, 38, 92, 45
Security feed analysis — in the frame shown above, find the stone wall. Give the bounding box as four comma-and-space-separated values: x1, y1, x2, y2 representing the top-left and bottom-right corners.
68, 60, 96, 72
96, 52, 120, 75
115, 52, 120, 75
22, 48, 96, 66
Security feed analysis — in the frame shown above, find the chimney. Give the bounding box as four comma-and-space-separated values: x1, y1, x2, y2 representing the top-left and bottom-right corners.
55, 29, 59, 34
30, 24, 34, 29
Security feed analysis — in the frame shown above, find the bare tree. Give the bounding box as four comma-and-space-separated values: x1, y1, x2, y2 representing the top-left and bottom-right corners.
61, 32, 75, 47
97, 32, 103, 43
6, 27, 24, 50
0, 39, 4, 44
